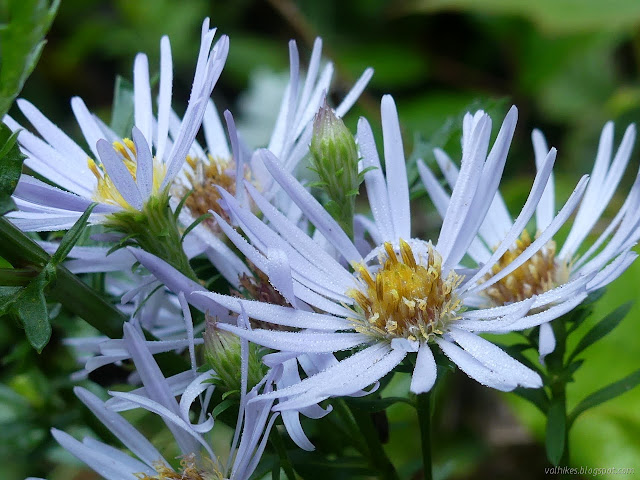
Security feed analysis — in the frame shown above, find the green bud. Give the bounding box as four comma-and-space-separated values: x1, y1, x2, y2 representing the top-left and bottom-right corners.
203, 317, 266, 395
104, 188, 198, 280
309, 102, 360, 238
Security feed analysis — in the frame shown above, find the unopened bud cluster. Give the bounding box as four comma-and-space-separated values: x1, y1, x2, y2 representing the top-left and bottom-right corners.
203, 317, 266, 395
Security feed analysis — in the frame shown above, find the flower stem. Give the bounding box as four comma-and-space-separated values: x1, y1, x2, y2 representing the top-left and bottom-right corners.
416, 391, 433, 480
269, 426, 297, 480
546, 318, 571, 473
0, 217, 125, 337
106, 190, 198, 281
349, 405, 400, 480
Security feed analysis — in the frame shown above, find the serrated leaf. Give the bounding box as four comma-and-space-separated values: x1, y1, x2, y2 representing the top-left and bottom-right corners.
568, 368, 640, 427
545, 399, 566, 466
0, 0, 60, 118
568, 302, 632, 362
0, 123, 26, 215
50, 203, 97, 265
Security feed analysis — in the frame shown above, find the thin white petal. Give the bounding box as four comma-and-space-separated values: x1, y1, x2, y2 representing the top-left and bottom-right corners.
409, 342, 437, 393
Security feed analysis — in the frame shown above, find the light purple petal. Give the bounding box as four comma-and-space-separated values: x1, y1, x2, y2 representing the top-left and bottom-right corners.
96, 139, 143, 210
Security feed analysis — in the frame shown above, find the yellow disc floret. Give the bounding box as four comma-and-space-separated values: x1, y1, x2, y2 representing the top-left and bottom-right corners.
136, 455, 224, 480
183, 155, 236, 225
482, 230, 570, 306
174, 154, 254, 233
88, 138, 166, 210
348, 239, 463, 342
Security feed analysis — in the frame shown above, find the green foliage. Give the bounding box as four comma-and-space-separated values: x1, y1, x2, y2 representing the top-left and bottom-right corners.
0, 0, 59, 117
568, 302, 632, 363
569, 369, 640, 427
545, 399, 566, 465
0, 204, 94, 351
408, 0, 640, 34
0, 123, 25, 214
110, 75, 135, 138
104, 189, 198, 280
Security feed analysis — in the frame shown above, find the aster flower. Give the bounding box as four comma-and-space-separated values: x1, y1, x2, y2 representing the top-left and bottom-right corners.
169, 38, 372, 285
133, 96, 596, 413
48, 317, 279, 480
3, 19, 228, 279
419, 117, 640, 358
6, 19, 227, 230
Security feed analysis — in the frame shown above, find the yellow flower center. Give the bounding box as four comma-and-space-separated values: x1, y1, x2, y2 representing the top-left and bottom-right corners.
482, 230, 570, 306
348, 239, 463, 342
136, 456, 224, 480
88, 138, 166, 210
175, 155, 255, 233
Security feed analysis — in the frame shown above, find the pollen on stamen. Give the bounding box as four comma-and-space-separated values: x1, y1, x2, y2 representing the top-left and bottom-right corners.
482, 230, 570, 306
135, 455, 224, 480
347, 239, 463, 342
175, 155, 252, 233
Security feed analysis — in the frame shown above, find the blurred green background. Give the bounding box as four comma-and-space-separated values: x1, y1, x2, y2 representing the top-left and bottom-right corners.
2, 0, 640, 478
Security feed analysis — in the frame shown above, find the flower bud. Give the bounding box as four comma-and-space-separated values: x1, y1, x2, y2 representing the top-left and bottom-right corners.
203, 317, 266, 394
309, 102, 360, 237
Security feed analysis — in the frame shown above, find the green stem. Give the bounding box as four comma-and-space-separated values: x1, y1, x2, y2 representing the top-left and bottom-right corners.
269, 426, 297, 480
0, 218, 125, 337
332, 399, 369, 454
551, 382, 570, 468
416, 391, 433, 480
546, 319, 571, 473
350, 405, 400, 480
0, 267, 38, 286
106, 191, 198, 281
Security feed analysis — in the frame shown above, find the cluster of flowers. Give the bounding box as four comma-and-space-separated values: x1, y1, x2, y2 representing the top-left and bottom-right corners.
12, 18, 639, 480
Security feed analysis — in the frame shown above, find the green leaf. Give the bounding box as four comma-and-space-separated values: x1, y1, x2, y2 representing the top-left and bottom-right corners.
0, 217, 125, 337
50, 203, 97, 265
16, 271, 51, 352
545, 399, 566, 466
0, 285, 22, 313
511, 386, 550, 415
0, 0, 60, 117
212, 398, 236, 418
345, 396, 413, 413
568, 302, 632, 363
181, 212, 212, 243
569, 368, 640, 427
0, 123, 26, 215
110, 75, 135, 138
